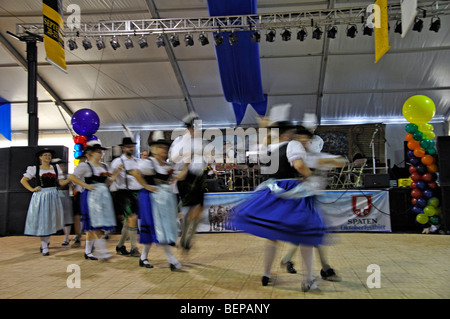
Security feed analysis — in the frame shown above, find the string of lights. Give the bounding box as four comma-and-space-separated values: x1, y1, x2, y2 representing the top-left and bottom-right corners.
15, 2, 449, 50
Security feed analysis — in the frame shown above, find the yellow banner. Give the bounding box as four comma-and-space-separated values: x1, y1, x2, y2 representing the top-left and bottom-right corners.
374, 0, 391, 64
43, 0, 66, 72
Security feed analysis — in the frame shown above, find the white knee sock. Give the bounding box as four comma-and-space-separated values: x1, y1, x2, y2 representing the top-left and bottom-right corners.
299, 245, 314, 283
63, 226, 71, 241
263, 241, 277, 278
94, 238, 110, 259
162, 244, 181, 268
40, 236, 50, 253
141, 244, 151, 261
85, 240, 95, 255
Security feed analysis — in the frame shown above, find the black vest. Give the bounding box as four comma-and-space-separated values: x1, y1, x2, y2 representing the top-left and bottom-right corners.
269, 143, 299, 179
84, 162, 109, 184
36, 164, 59, 188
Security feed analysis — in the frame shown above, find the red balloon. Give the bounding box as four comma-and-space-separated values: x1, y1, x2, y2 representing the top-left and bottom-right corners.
410, 182, 417, 188
421, 155, 435, 166
422, 173, 435, 182
410, 172, 422, 182
411, 198, 418, 205
74, 135, 88, 144
411, 189, 423, 198
408, 166, 417, 174
428, 182, 437, 189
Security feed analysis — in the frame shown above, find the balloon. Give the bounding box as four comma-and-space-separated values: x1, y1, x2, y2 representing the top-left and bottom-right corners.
74, 159, 80, 166
74, 150, 83, 158
427, 163, 438, 173
413, 148, 426, 158
423, 189, 434, 199
406, 149, 415, 159
407, 140, 421, 150
411, 198, 417, 205
422, 173, 436, 182
74, 135, 88, 144
429, 216, 440, 225
428, 181, 437, 189
412, 206, 423, 214
409, 156, 421, 166
428, 197, 440, 208
405, 133, 414, 141
423, 131, 436, 140
415, 164, 427, 175
402, 95, 436, 124
87, 135, 99, 141
74, 143, 84, 151
418, 123, 433, 132
416, 213, 429, 224
405, 123, 419, 133
71, 109, 100, 136
423, 206, 436, 217
426, 148, 437, 156
420, 139, 432, 149
412, 131, 423, 141
410, 172, 422, 182
408, 165, 417, 174
434, 207, 442, 216
416, 197, 428, 208
421, 155, 435, 166
411, 189, 423, 198
415, 180, 426, 190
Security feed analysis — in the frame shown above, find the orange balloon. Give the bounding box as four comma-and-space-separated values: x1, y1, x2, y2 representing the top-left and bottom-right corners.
421, 155, 435, 166
427, 163, 438, 173
405, 133, 414, 141
407, 140, 421, 150
414, 148, 426, 158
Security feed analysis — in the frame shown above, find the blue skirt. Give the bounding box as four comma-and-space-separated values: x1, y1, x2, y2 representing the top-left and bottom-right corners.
80, 184, 116, 232
24, 187, 64, 236
138, 184, 178, 245
231, 179, 326, 246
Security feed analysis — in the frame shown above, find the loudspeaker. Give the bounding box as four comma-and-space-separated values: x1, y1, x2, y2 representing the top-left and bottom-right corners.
388, 187, 422, 232
206, 179, 227, 192
437, 136, 450, 186
440, 186, 450, 231
363, 174, 390, 188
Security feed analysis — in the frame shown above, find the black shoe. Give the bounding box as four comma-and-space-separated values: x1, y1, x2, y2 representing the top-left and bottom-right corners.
261, 276, 270, 286
84, 253, 98, 260
139, 259, 153, 268
129, 248, 141, 257
285, 261, 297, 274
116, 245, 130, 255
320, 268, 341, 282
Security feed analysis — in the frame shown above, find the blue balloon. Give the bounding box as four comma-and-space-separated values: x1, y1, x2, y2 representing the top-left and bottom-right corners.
412, 206, 423, 214
415, 180, 426, 190
74, 150, 83, 158
410, 156, 421, 166
71, 109, 100, 136
415, 164, 427, 175
74, 143, 84, 151
87, 135, 99, 142
407, 149, 415, 159
423, 189, 434, 199
417, 197, 428, 208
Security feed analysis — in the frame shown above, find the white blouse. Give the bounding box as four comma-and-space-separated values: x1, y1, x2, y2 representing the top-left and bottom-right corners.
73, 161, 111, 179
23, 165, 64, 180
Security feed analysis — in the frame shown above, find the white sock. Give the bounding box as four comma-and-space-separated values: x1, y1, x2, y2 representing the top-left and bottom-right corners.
95, 238, 110, 259
299, 245, 314, 283
63, 226, 71, 241
141, 244, 151, 261
85, 240, 95, 255
40, 236, 50, 253
263, 241, 277, 278
162, 244, 181, 268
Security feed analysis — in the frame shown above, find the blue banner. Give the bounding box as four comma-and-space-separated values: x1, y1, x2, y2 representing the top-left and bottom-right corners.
0, 96, 11, 141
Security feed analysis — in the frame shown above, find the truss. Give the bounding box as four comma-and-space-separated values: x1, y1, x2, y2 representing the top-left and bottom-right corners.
15, 1, 450, 38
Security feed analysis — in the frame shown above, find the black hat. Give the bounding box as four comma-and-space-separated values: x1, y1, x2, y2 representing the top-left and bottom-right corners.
35, 148, 56, 157
85, 143, 108, 152
148, 131, 172, 147
119, 137, 137, 146
295, 125, 313, 137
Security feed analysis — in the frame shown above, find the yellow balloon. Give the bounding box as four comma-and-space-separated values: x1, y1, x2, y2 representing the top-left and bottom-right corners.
402, 95, 436, 124
74, 159, 80, 166
416, 214, 429, 224
424, 131, 436, 140
418, 123, 433, 132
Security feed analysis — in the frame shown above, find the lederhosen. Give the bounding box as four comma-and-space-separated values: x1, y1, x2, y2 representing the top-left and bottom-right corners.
177, 170, 207, 207
116, 157, 139, 220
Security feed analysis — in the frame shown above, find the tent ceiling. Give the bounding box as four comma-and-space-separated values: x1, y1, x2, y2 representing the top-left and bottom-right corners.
0, 0, 449, 134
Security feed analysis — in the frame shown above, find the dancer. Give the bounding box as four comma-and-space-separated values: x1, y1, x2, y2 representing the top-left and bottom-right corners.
110, 137, 143, 257
71, 151, 87, 248
129, 131, 183, 271
68, 143, 122, 260
20, 148, 70, 256
169, 112, 207, 250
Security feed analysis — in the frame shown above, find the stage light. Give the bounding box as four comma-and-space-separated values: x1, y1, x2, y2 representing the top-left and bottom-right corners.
297, 27, 307, 41
199, 33, 209, 46
138, 35, 148, 48
156, 35, 165, 47
413, 17, 424, 32
265, 29, 276, 42
281, 29, 291, 41
110, 36, 120, 50
251, 30, 261, 42
429, 16, 441, 32
96, 37, 105, 50
82, 37, 92, 50
68, 38, 78, 50
124, 36, 134, 49
346, 24, 358, 38
170, 34, 180, 47
363, 24, 373, 36
327, 26, 337, 39
185, 34, 194, 46
214, 33, 223, 46
312, 27, 323, 40
394, 21, 402, 34
228, 32, 238, 45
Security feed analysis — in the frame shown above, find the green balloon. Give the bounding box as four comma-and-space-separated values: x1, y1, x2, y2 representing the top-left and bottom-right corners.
429, 216, 440, 225
424, 206, 436, 217
413, 132, 423, 141
416, 214, 429, 224
405, 123, 418, 133
427, 148, 437, 155
420, 139, 431, 149
428, 197, 440, 208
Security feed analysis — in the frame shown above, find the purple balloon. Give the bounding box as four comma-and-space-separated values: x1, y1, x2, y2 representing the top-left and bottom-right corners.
412, 206, 423, 214
415, 164, 427, 175
87, 135, 99, 141
415, 180, 426, 190
409, 156, 421, 166
71, 109, 100, 136
423, 189, 434, 199
416, 197, 428, 208
407, 149, 415, 159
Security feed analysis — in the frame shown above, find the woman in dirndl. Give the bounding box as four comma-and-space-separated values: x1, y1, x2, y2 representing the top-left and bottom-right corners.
69, 143, 122, 260
20, 148, 70, 256
130, 131, 183, 271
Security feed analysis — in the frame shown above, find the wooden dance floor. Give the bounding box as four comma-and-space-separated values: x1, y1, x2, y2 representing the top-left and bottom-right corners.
0, 232, 448, 299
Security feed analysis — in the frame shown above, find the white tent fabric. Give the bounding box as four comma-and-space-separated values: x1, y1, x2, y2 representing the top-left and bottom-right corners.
0, 0, 449, 134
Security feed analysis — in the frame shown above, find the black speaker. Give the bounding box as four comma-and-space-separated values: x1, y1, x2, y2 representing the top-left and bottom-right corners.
437, 136, 450, 186
388, 187, 422, 232
363, 174, 390, 188
440, 186, 450, 231
206, 179, 227, 192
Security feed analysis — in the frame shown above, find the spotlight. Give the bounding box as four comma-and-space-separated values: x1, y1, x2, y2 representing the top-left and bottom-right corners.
412, 18, 424, 32
281, 29, 291, 41
265, 29, 276, 42
110, 36, 120, 50
228, 32, 238, 45
138, 35, 148, 48
430, 16, 441, 32
346, 24, 358, 38
96, 37, 105, 50
82, 37, 92, 50
68, 38, 78, 50
124, 36, 134, 49
156, 35, 165, 48
312, 26, 323, 40
363, 24, 373, 36
199, 33, 209, 46
297, 27, 307, 41
327, 26, 337, 39
251, 30, 261, 42
214, 33, 223, 46
185, 34, 194, 46
170, 34, 180, 47
394, 21, 402, 34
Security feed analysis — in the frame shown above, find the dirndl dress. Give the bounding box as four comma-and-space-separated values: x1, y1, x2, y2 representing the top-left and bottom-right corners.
80, 183, 116, 232
231, 178, 326, 246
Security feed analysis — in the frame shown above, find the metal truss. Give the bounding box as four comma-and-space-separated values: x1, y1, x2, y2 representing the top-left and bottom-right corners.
15, 1, 450, 37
